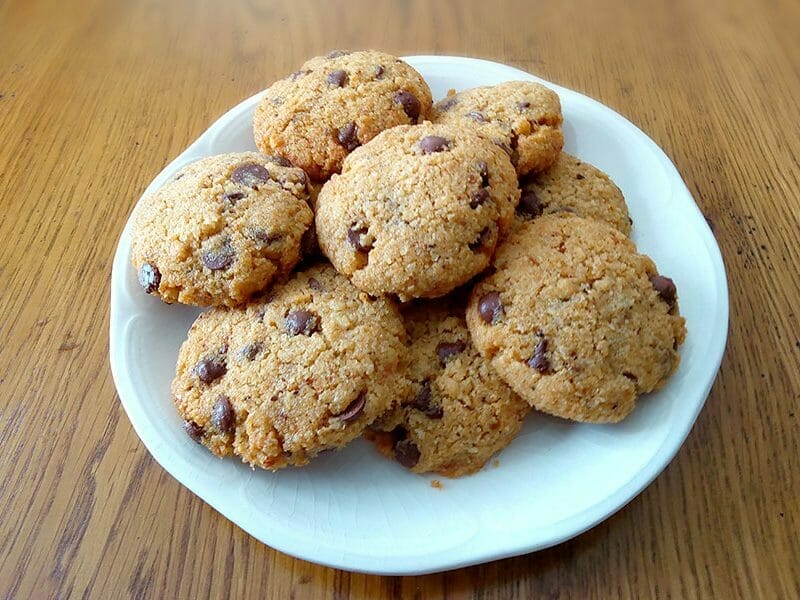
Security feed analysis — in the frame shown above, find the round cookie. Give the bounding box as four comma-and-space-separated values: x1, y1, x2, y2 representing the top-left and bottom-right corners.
172, 263, 409, 470
432, 81, 564, 176
253, 50, 433, 181
131, 152, 313, 307
466, 214, 686, 423
518, 152, 631, 235
315, 123, 520, 300
369, 300, 530, 477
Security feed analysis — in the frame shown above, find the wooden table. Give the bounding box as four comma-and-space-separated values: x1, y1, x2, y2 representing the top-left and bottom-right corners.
2, 0, 798, 597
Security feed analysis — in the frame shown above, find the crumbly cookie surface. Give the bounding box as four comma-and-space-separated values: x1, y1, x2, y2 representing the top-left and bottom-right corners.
518, 152, 631, 235
130, 152, 312, 307
315, 123, 520, 300
431, 81, 563, 176
370, 300, 529, 477
171, 263, 409, 469
466, 214, 686, 423
253, 50, 433, 181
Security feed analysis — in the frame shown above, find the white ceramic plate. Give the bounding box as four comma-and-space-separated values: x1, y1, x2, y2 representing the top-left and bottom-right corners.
109, 56, 728, 575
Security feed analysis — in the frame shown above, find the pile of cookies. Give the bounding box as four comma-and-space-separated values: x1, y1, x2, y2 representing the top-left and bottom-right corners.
131, 50, 686, 478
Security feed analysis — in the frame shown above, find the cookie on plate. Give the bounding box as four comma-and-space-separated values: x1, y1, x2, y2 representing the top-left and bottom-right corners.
466, 214, 686, 423
130, 152, 313, 307
172, 263, 409, 470
315, 123, 520, 300
517, 152, 631, 235
253, 50, 433, 181
369, 300, 530, 477
431, 81, 563, 176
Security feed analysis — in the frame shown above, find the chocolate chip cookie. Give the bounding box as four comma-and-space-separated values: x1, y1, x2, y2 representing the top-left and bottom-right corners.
172, 263, 409, 469
466, 214, 686, 423
518, 152, 632, 235
315, 123, 520, 300
130, 152, 313, 307
432, 81, 564, 176
253, 50, 433, 181
369, 300, 529, 477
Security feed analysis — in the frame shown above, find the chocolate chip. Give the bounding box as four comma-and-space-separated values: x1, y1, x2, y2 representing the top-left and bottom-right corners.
211, 395, 235, 434
138, 262, 161, 294
390, 426, 407, 444
266, 155, 293, 167
528, 338, 551, 373
231, 163, 271, 189
308, 277, 324, 291
418, 135, 450, 154
650, 275, 677, 307
471, 188, 490, 208
393, 90, 421, 122
285, 309, 320, 336
201, 241, 236, 271
290, 69, 310, 81
469, 227, 492, 251
516, 101, 531, 110
517, 190, 542, 217
335, 392, 366, 422
438, 96, 457, 111
374, 64, 385, 78
337, 122, 360, 151
183, 420, 204, 442
575, 173, 586, 181
194, 356, 226, 384
326, 69, 348, 87
240, 343, 262, 361
250, 228, 283, 245
223, 192, 245, 203
411, 380, 443, 419
478, 292, 503, 324
477, 161, 490, 186
467, 110, 487, 123
326, 50, 348, 58
347, 225, 371, 252
394, 439, 420, 468
436, 340, 467, 366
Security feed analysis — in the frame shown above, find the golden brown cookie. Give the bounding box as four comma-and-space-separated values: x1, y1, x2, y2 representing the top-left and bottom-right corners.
369, 300, 529, 477
172, 264, 409, 470
315, 123, 520, 300
130, 152, 312, 307
466, 214, 686, 423
432, 81, 563, 176
518, 152, 631, 235
253, 50, 433, 181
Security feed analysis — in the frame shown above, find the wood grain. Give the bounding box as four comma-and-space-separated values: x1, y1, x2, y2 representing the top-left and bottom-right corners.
1, 0, 798, 597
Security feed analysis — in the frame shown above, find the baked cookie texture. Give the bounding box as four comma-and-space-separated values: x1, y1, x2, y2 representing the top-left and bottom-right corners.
172, 263, 409, 469
253, 50, 433, 181
315, 123, 520, 300
370, 300, 530, 477
431, 81, 564, 176
518, 152, 632, 235
466, 214, 686, 423
130, 152, 313, 307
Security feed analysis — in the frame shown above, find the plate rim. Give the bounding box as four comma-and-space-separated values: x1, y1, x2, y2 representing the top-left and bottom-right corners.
109, 54, 729, 575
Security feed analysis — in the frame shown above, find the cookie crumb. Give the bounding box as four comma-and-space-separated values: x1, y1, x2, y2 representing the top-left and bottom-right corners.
431, 479, 443, 489
493, 459, 500, 468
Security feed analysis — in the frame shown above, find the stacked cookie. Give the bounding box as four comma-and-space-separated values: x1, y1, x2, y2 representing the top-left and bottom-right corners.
131, 50, 686, 478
